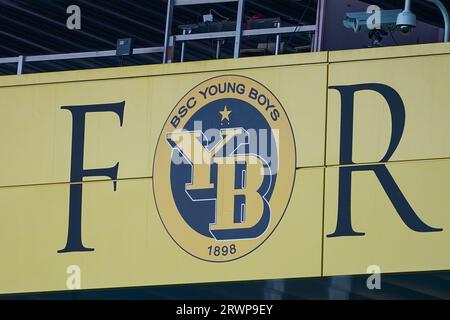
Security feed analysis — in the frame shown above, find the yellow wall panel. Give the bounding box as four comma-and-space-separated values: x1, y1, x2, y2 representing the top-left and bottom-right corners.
0, 63, 326, 188
323, 159, 450, 276
0, 168, 323, 294
0, 51, 328, 88
0, 78, 153, 187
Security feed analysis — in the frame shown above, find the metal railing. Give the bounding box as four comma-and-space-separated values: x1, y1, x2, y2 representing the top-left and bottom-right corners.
0, 46, 164, 75
0, 0, 322, 75
164, 0, 319, 62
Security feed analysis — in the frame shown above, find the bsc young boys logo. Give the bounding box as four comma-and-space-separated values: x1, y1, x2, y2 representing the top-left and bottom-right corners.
153, 75, 296, 262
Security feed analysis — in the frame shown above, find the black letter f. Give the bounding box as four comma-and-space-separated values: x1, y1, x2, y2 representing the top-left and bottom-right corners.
58, 102, 125, 253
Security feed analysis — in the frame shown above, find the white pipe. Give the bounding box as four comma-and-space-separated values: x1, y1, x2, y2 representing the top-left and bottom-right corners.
424, 0, 449, 42
404, 0, 412, 11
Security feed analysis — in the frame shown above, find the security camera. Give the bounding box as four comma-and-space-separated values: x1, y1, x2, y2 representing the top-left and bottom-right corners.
343, 9, 402, 33
396, 10, 416, 34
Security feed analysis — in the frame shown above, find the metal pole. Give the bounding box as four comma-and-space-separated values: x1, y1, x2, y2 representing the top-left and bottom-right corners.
313, 0, 325, 52
180, 29, 187, 62
404, 0, 412, 12
167, 36, 175, 63
233, 0, 245, 58
216, 39, 224, 59
17, 55, 25, 75
275, 21, 281, 55
424, 0, 449, 42
163, 0, 174, 63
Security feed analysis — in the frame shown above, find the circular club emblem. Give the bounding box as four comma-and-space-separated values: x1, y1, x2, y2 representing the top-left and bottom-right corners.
153, 75, 296, 262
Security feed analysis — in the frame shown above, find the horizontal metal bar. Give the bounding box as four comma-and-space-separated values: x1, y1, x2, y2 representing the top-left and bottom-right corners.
132, 47, 164, 54
25, 50, 117, 62
175, 30, 236, 41
243, 25, 316, 36
0, 57, 19, 64
174, 25, 316, 42
0, 46, 164, 65
175, 0, 237, 5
